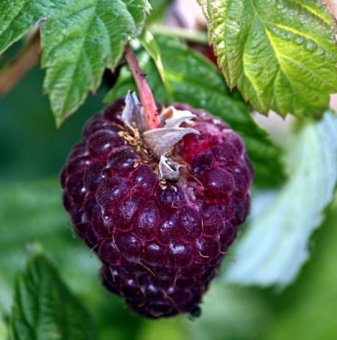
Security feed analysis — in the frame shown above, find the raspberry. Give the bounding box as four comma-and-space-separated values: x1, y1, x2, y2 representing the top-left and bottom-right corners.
61, 96, 253, 318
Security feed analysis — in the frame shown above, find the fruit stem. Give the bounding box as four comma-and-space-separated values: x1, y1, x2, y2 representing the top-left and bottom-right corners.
125, 45, 160, 130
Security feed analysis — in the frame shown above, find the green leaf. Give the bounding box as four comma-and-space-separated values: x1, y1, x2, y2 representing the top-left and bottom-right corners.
0, 0, 151, 126
105, 36, 285, 186
10, 253, 95, 340
0, 0, 53, 55
138, 30, 174, 101
147, 0, 169, 23
199, 0, 337, 117
139, 30, 167, 86
225, 111, 337, 287
41, 0, 151, 126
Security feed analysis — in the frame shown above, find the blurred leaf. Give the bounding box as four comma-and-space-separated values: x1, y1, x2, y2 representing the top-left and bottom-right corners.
139, 30, 168, 87
0, 0, 151, 125
147, 0, 169, 23
0, 181, 100, 313
186, 283, 271, 340
138, 319, 186, 340
199, 0, 337, 117
0, 318, 8, 339
225, 111, 337, 287
137, 283, 271, 340
264, 196, 337, 340
10, 253, 95, 340
105, 35, 285, 186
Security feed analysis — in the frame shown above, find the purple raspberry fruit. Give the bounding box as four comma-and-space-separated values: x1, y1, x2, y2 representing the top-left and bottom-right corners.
61, 94, 253, 318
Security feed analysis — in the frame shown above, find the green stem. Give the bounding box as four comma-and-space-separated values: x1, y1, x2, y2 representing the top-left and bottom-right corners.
149, 24, 208, 44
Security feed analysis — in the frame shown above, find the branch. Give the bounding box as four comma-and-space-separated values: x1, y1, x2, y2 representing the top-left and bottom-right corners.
0, 32, 41, 96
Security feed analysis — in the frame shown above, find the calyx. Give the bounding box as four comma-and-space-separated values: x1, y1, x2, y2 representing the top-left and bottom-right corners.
121, 92, 199, 180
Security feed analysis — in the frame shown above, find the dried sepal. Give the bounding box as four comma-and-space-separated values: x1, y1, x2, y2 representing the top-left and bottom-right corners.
161, 106, 197, 128
144, 127, 199, 158
122, 91, 147, 132
158, 155, 183, 180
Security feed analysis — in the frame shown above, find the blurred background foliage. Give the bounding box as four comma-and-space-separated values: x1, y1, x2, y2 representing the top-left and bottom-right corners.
1, 0, 337, 338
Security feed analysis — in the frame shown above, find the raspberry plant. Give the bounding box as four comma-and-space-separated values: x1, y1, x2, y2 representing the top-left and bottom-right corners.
1, 0, 337, 338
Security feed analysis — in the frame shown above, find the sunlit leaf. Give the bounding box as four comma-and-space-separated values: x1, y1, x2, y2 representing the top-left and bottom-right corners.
199, 0, 337, 117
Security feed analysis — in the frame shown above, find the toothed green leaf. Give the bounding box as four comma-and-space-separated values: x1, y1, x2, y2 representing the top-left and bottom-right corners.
10, 253, 95, 340
0, 0, 151, 125
199, 0, 337, 117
